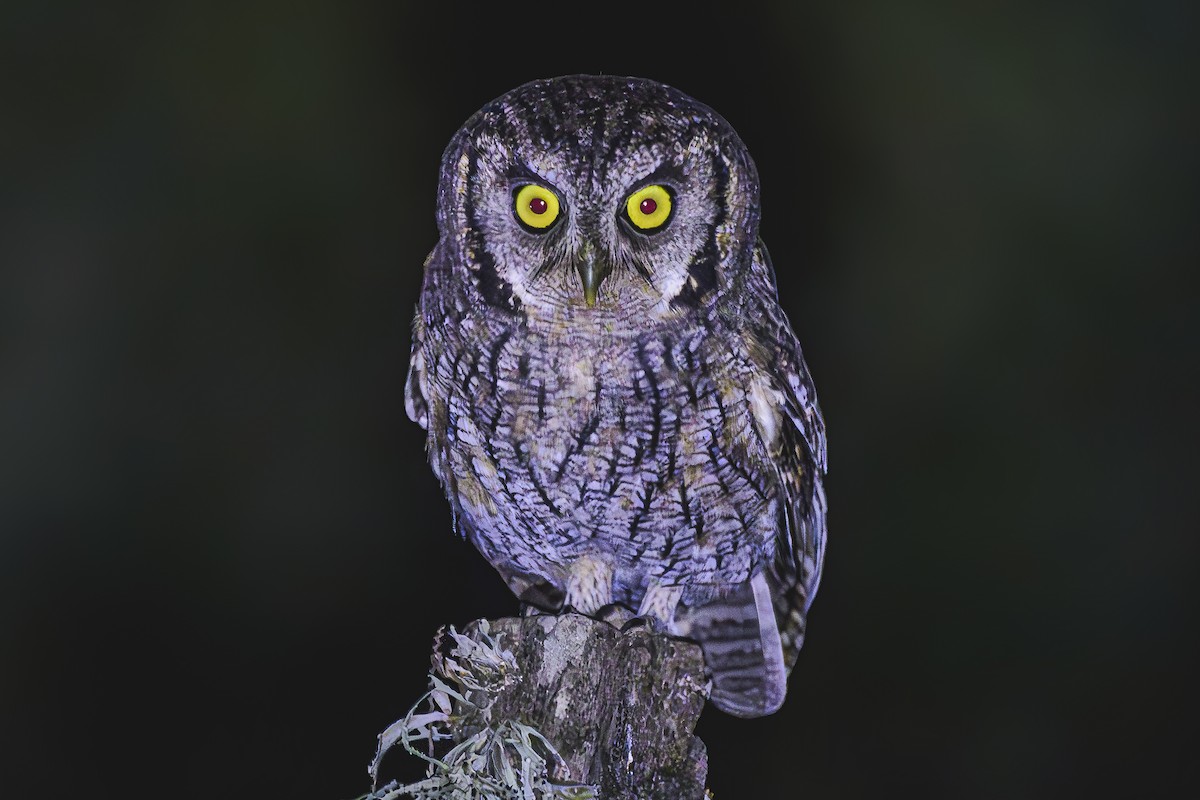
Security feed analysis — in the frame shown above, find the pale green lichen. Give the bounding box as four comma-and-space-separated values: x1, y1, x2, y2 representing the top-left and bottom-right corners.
365, 622, 596, 800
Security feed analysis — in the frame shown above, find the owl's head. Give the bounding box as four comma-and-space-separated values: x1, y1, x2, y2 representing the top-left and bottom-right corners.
436, 76, 761, 322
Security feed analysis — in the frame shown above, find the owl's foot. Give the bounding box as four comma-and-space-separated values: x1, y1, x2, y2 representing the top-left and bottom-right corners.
563, 554, 614, 616
637, 583, 684, 628
595, 602, 635, 629
614, 584, 684, 633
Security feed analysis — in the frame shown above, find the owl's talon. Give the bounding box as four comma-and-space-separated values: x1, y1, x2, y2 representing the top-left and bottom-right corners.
596, 603, 634, 629
620, 614, 670, 634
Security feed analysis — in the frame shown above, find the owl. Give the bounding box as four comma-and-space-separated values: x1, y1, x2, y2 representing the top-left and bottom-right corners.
405, 76, 826, 718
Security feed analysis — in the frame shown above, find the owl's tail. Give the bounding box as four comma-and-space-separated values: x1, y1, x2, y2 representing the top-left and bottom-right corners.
683, 572, 789, 718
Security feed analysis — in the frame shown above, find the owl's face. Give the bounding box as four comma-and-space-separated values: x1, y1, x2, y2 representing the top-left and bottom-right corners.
437, 76, 761, 321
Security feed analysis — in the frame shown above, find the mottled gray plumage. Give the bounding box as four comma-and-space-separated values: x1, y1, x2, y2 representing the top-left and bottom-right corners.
405, 76, 827, 717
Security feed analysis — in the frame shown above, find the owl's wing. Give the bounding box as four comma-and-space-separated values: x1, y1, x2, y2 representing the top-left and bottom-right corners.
404, 314, 429, 430
690, 241, 827, 718
405, 247, 440, 431
747, 240, 828, 671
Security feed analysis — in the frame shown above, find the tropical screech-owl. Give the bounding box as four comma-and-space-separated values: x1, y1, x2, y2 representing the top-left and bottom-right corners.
405, 76, 826, 717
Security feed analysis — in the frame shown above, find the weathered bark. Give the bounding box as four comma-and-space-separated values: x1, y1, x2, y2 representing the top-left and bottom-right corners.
460, 613, 709, 799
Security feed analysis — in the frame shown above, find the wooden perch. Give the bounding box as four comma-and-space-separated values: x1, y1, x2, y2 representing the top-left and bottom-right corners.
475, 614, 709, 798
371, 613, 710, 800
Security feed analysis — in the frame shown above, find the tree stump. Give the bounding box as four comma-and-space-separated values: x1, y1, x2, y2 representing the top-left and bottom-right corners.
371, 613, 710, 799
479, 614, 709, 798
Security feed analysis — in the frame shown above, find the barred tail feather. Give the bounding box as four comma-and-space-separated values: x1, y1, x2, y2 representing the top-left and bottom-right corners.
686, 572, 787, 718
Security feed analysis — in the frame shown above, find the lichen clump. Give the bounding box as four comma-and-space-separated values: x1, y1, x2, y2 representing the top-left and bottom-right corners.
367, 622, 595, 800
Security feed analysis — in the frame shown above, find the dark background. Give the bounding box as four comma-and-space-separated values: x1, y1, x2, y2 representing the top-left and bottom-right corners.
2, 2, 1196, 797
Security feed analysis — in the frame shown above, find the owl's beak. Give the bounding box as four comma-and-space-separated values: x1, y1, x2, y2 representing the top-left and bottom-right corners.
575, 242, 612, 308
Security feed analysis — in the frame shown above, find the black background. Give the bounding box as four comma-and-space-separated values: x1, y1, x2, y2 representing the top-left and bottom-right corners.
2, 2, 1197, 798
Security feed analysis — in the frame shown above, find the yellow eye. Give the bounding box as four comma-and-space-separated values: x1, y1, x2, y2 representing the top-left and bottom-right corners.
514, 184, 560, 230
625, 184, 672, 231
